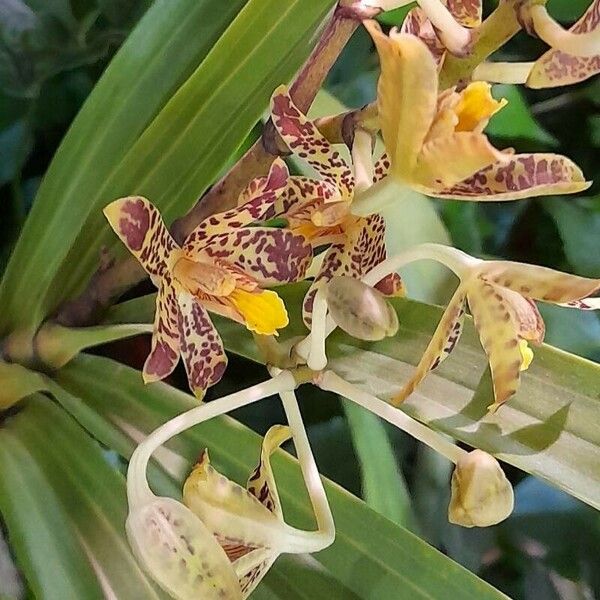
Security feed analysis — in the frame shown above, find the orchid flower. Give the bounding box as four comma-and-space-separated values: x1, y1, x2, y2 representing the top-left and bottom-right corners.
356, 23, 590, 213
125, 371, 335, 599
104, 160, 312, 398
270, 85, 404, 327
360, 244, 600, 412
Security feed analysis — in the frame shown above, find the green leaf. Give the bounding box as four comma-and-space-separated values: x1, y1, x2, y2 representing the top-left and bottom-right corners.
55, 353, 507, 599
0, 0, 335, 335
545, 199, 600, 278
0, 0, 248, 334
343, 399, 416, 529
108, 282, 600, 511
0, 361, 48, 409
487, 85, 557, 147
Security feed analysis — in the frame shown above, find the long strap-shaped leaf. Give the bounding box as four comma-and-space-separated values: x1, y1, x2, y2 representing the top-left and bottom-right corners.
105, 281, 600, 510
0, 396, 170, 599
0, 0, 334, 334
55, 353, 507, 600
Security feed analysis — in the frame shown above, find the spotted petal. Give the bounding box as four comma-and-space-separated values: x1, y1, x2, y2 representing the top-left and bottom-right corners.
303, 215, 402, 325
482, 261, 600, 308
104, 196, 177, 279
400, 7, 446, 65
186, 159, 290, 244
191, 228, 312, 286
373, 153, 391, 183
270, 86, 354, 201
126, 498, 242, 600
367, 23, 439, 182
393, 287, 466, 405
247, 425, 292, 518
415, 132, 507, 190
177, 293, 227, 399
466, 279, 542, 411
447, 0, 482, 27
433, 153, 590, 200
527, 0, 600, 88
143, 279, 180, 384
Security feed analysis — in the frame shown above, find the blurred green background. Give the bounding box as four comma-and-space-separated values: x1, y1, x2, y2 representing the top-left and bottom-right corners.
0, 1, 598, 598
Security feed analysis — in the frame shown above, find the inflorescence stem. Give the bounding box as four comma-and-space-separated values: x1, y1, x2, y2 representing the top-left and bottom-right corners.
319, 370, 465, 464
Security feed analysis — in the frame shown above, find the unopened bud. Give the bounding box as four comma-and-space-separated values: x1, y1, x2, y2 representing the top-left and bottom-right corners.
448, 450, 514, 528
327, 276, 399, 341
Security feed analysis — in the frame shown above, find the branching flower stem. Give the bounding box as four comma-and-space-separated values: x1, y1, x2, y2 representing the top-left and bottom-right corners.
318, 370, 465, 464
472, 61, 534, 85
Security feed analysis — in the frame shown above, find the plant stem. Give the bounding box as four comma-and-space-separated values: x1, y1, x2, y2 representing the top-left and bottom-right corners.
319, 371, 465, 463
127, 372, 296, 508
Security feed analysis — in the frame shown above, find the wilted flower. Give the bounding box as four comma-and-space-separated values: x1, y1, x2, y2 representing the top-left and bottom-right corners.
448, 449, 514, 527
126, 373, 334, 600
325, 275, 399, 341
270, 85, 403, 326
366, 23, 590, 202
388, 245, 600, 411
104, 160, 312, 397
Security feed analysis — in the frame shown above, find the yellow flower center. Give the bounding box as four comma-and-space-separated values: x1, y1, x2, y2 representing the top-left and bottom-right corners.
228, 288, 289, 336
454, 82, 507, 132
518, 339, 534, 372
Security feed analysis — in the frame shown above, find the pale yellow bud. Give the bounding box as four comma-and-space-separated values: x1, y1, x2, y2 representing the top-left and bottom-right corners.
326, 276, 399, 341
448, 450, 514, 528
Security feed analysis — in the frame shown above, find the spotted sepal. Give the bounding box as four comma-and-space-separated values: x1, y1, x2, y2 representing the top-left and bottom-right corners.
527, 0, 600, 88
177, 293, 227, 399
126, 497, 242, 600
104, 196, 177, 279
393, 286, 466, 405
270, 85, 354, 202
143, 278, 181, 384
435, 153, 590, 200
185, 159, 290, 247
483, 261, 600, 308
196, 227, 313, 286
247, 425, 292, 519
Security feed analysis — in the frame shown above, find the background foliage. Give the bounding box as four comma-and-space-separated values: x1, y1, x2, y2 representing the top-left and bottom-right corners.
0, 1, 599, 599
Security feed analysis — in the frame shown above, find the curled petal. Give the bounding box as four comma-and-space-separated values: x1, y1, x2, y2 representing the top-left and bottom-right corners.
366, 22, 438, 181
104, 196, 177, 279
183, 450, 283, 560
186, 159, 290, 244
527, 0, 600, 88
415, 132, 507, 189
143, 279, 180, 384
270, 86, 354, 201
483, 261, 600, 306
303, 215, 398, 325
193, 228, 312, 286
401, 7, 447, 65
467, 280, 532, 411
247, 425, 292, 518
447, 0, 482, 27
433, 153, 590, 200
126, 498, 241, 600
393, 286, 466, 405
177, 294, 227, 399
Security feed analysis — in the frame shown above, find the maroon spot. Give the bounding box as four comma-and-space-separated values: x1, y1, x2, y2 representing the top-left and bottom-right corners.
119, 198, 150, 251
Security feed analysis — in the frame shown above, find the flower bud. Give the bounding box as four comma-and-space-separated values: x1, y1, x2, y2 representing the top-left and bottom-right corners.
448, 450, 514, 528
326, 276, 399, 341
